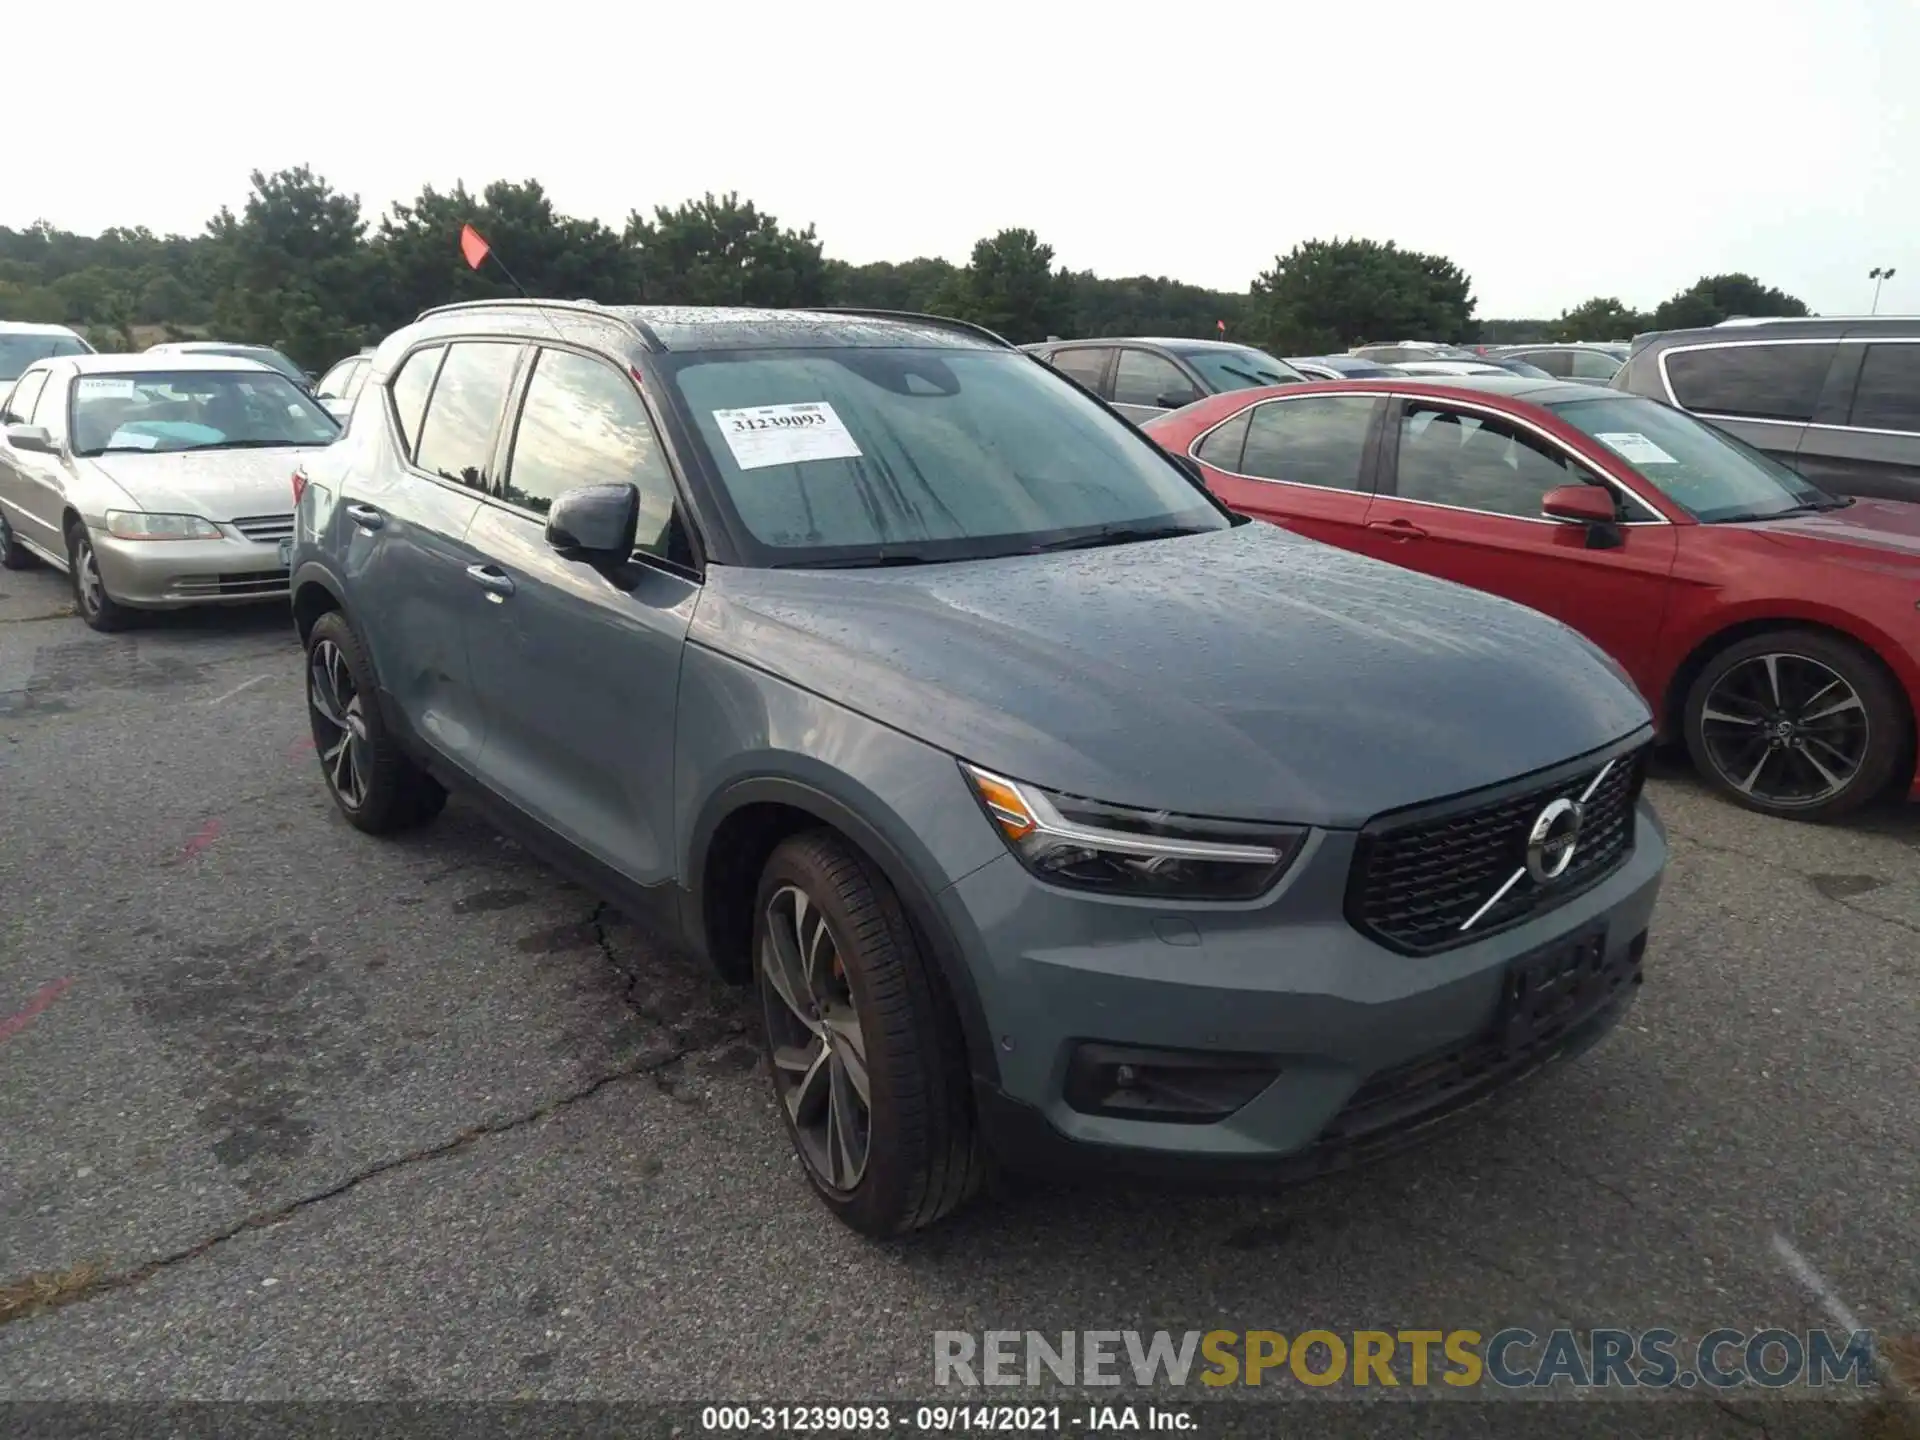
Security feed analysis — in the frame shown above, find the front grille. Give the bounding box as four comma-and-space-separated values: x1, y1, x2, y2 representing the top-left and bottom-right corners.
173, 570, 290, 597
1346, 743, 1647, 955
230, 513, 294, 543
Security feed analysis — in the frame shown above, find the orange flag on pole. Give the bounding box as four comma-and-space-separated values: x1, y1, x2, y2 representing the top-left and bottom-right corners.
459, 223, 491, 271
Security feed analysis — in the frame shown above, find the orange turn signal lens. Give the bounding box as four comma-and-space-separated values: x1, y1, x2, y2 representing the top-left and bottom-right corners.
962, 765, 1038, 841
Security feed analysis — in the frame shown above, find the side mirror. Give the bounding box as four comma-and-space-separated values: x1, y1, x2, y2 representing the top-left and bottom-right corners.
1541, 482, 1623, 550
546, 482, 639, 557
1156, 392, 1200, 410
4, 424, 56, 455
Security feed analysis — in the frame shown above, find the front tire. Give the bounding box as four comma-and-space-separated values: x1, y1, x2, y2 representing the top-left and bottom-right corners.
754, 831, 985, 1236
304, 610, 447, 834
1683, 629, 1907, 821
66, 521, 133, 632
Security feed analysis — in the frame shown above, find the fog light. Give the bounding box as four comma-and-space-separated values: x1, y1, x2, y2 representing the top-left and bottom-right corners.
1064, 1043, 1280, 1124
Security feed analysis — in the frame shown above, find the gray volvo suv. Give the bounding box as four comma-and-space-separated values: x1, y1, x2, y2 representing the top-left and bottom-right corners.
289, 300, 1668, 1235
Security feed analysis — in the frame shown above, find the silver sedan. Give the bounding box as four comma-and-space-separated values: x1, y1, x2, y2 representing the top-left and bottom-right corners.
0, 353, 340, 631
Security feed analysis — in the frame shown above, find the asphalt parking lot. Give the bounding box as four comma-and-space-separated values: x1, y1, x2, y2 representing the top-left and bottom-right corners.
1, 563, 1916, 1433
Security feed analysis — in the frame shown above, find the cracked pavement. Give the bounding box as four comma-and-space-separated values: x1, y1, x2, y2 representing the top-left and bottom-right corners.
0, 565, 1916, 1431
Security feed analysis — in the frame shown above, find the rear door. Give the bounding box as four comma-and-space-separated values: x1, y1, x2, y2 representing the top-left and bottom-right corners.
1362, 397, 1680, 683
345, 339, 521, 769
1659, 339, 1836, 475
1190, 392, 1382, 549
1793, 337, 1920, 503
462, 344, 697, 891
1109, 347, 1203, 423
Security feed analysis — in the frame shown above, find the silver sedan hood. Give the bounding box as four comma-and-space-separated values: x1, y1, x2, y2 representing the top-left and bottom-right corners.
84, 448, 314, 521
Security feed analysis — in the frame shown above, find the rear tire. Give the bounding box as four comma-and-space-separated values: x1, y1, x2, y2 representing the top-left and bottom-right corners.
0, 512, 33, 570
66, 520, 133, 632
754, 830, 985, 1236
1683, 628, 1907, 821
304, 610, 447, 834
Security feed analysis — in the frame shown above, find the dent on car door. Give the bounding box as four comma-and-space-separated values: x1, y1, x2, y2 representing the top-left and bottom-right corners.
462, 344, 697, 892
1365, 400, 1678, 679
1193, 393, 1380, 545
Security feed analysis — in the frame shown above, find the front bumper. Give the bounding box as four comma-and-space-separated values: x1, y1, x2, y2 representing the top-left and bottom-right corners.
90, 530, 289, 608
942, 800, 1667, 1177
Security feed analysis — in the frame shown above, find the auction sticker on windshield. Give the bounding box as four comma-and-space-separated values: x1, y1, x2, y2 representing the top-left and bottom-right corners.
1595, 432, 1677, 466
77, 378, 137, 399
713, 402, 863, 471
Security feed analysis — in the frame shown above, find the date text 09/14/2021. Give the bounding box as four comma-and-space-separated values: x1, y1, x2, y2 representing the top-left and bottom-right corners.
699, 1404, 1194, 1432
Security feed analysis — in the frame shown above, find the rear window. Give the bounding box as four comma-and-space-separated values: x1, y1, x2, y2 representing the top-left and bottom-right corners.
1664, 342, 1833, 423
1847, 344, 1920, 433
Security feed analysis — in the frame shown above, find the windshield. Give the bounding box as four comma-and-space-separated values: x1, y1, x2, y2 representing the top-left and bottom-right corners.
0, 334, 88, 381
1171, 346, 1304, 391
666, 346, 1230, 566
70, 370, 341, 456
1549, 394, 1836, 523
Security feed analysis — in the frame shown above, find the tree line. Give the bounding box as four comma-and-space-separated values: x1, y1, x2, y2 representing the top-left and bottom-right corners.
0, 167, 1813, 371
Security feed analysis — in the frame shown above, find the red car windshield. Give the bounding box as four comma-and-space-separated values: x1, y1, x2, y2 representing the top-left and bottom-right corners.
1549, 394, 1841, 523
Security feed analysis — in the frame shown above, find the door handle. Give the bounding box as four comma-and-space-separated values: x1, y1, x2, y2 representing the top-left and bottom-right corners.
1365, 518, 1428, 541
465, 564, 516, 599
345, 503, 386, 531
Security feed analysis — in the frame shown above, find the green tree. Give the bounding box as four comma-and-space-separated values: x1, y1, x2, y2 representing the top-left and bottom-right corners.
626, 192, 826, 308
930, 228, 1068, 343
371, 179, 634, 327
1649, 273, 1808, 330
205, 166, 376, 370
1250, 238, 1476, 354
825, 256, 959, 313
1555, 296, 1644, 341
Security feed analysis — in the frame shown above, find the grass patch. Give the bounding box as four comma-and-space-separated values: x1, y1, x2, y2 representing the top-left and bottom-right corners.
0, 1262, 106, 1325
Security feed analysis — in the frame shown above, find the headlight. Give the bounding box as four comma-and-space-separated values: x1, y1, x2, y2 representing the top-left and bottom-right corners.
104, 511, 223, 541
961, 762, 1304, 901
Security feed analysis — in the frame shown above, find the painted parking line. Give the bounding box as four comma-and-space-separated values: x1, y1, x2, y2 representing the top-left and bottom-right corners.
204, 675, 270, 706
0, 977, 74, 1047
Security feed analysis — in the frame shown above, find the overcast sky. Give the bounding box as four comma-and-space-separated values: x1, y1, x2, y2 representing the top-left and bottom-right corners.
9, 0, 1914, 317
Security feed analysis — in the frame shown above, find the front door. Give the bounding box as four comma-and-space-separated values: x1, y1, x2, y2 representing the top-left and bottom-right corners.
1109, 347, 1203, 424
1362, 398, 1680, 685
463, 344, 695, 892
0, 368, 72, 558
1191, 392, 1381, 548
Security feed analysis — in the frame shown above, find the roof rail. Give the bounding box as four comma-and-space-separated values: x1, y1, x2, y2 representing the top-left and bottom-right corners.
1710, 314, 1902, 327
807, 307, 1016, 350
412, 297, 659, 348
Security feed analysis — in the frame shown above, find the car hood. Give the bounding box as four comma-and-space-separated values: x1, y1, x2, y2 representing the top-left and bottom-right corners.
84, 448, 314, 521
1751, 498, 1920, 562
692, 524, 1650, 828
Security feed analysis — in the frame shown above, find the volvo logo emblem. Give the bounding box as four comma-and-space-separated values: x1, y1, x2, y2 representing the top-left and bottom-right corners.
1525, 797, 1585, 883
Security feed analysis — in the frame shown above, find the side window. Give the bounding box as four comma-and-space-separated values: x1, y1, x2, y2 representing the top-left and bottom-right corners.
2, 371, 47, 425
413, 342, 522, 490
1049, 347, 1113, 396
342, 359, 371, 401
31, 373, 68, 439
1527, 350, 1575, 377
1112, 350, 1201, 409
505, 348, 676, 554
1665, 343, 1833, 423
388, 346, 445, 462
1394, 404, 1594, 518
316, 360, 355, 398
1238, 395, 1377, 490
1847, 344, 1920, 433
1193, 409, 1251, 471
1568, 348, 1622, 380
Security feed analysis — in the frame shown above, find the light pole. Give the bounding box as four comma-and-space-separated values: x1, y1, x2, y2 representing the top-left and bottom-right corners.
1869, 266, 1897, 314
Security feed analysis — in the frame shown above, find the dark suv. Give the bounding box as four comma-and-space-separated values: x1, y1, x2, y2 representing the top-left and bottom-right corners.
1613, 317, 1920, 503
1023, 337, 1304, 422
289, 301, 1666, 1235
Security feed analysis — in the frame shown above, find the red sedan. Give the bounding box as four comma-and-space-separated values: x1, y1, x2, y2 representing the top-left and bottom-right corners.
1145, 376, 1920, 821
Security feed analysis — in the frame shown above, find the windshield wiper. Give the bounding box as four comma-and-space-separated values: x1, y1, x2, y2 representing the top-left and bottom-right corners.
776, 551, 945, 570
1219, 364, 1290, 388
1721, 496, 1855, 522
1026, 522, 1212, 554
175, 439, 330, 451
